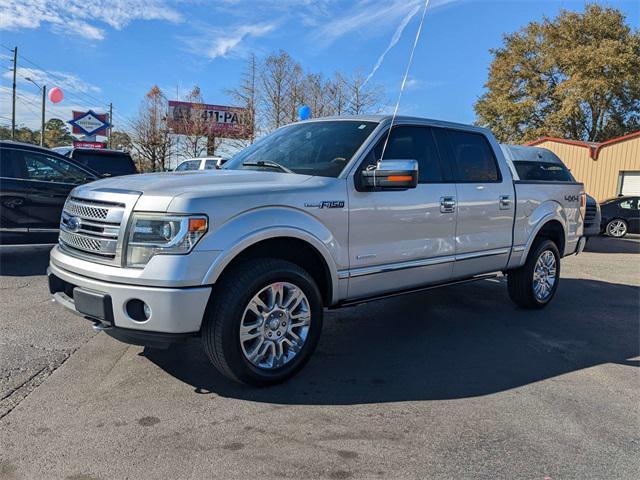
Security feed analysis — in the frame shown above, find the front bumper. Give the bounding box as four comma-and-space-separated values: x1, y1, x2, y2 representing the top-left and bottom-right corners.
48, 261, 211, 339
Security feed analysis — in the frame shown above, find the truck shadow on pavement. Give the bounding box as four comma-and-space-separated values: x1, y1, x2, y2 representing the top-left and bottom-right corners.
0, 245, 53, 276
585, 235, 640, 254
144, 276, 639, 405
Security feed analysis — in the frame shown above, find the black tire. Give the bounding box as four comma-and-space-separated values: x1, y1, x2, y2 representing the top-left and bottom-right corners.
605, 218, 628, 238
201, 258, 323, 386
507, 239, 561, 309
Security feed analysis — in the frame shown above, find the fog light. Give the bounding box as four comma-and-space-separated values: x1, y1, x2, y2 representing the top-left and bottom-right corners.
126, 299, 151, 322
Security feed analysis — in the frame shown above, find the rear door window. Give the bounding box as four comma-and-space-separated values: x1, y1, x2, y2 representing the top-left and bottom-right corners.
0, 149, 23, 178
72, 151, 136, 176
513, 161, 572, 182
433, 128, 501, 182
204, 160, 218, 170
22, 152, 91, 184
176, 160, 201, 171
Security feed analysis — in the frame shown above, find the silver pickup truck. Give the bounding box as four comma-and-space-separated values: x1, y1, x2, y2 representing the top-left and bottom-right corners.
48, 116, 586, 385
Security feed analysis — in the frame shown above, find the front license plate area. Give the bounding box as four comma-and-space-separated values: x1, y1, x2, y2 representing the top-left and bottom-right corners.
73, 287, 113, 324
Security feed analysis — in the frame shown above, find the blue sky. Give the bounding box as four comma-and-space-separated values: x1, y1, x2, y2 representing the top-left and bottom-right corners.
1, 0, 638, 133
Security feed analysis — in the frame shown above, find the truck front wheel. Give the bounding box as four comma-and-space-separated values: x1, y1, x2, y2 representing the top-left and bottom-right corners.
507, 239, 561, 309
202, 258, 323, 386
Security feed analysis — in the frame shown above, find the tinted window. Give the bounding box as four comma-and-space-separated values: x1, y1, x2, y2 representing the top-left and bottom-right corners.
358, 126, 443, 183
176, 160, 201, 171
513, 161, 572, 182
434, 129, 500, 182
204, 160, 218, 170
0, 149, 22, 178
72, 151, 136, 176
22, 151, 90, 184
224, 121, 377, 178
380, 126, 442, 182
619, 199, 636, 210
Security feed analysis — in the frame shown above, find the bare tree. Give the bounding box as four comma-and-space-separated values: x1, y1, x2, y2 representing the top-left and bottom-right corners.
326, 72, 348, 116
226, 53, 259, 149
343, 71, 384, 115
261, 50, 300, 130
176, 86, 211, 159
130, 86, 174, 172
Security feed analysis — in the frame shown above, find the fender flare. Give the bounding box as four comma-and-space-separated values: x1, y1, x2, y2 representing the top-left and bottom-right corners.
519, 213, 567, 266
202, 226, 340, 303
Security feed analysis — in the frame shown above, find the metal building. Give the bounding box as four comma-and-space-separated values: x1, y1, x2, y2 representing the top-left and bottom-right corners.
526, 131, 640, 201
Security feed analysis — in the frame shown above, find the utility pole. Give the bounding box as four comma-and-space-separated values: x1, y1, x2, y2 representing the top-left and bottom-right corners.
11, 46, 17, 140
108, 102, 113, 148
40, 85, 46, 146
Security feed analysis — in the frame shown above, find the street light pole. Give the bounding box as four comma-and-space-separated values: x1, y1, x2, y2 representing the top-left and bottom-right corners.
11, 46, 17, 140
25, 77, 46, 147
41, 85, 46, 147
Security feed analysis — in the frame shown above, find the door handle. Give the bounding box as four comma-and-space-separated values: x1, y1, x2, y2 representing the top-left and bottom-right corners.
499, 195, 512, 210
440, 196, 456, 213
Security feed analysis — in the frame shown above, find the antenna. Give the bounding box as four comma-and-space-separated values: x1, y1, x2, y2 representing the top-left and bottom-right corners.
379, 0, 430, 162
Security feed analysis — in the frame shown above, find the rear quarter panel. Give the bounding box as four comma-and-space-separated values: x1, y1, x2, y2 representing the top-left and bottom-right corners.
509, 182, 584, 269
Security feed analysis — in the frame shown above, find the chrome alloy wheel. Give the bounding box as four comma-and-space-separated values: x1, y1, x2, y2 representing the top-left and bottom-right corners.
607, 219, 627, 237
533, 250, 557, 301
239, 282, 311, 369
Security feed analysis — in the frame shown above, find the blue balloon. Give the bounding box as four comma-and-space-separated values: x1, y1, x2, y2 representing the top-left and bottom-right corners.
298, 105, 311, 121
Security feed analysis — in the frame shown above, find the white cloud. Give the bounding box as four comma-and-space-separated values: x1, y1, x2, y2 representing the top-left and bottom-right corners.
0, 0, 183, 40
312, 0, 458, 47
3, 67, 101, 95
207, 23, 276, 59
180, 22, 276, 60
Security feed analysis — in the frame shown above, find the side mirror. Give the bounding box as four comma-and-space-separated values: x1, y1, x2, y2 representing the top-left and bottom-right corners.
361, 159, 418, 190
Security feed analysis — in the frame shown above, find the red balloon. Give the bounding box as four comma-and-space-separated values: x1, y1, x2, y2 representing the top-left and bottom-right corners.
48, 87, 64, 104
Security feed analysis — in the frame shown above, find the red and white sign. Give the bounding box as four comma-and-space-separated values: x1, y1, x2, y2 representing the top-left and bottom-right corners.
168, 101, 251, 138
73, 141, 106, 149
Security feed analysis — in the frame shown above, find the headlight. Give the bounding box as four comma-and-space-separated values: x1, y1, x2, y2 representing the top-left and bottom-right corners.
125, 213, 208, 268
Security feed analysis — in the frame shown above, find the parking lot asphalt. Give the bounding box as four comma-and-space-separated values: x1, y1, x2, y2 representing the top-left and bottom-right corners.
1, 237, 638, 479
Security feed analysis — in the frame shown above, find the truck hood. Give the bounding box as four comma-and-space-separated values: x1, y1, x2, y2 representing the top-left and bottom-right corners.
75, 169, 314, 198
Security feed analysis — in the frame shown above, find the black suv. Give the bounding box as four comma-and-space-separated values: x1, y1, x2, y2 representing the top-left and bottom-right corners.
64, 147, 137, 177
0, 141, 100, 244
600, 196, 640, 238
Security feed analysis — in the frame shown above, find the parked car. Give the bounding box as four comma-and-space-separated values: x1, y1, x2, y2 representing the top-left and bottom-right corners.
583, 194, 602, 237
48, 116, 586, 385
600, 196, 639, 237
63, 147, 137, 177
175, 156, 227, 171
0, 141, 99, 244
499, 144, 601, 237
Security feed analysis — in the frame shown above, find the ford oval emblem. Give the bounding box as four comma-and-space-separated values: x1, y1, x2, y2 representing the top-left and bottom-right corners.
67, 216, 82, 233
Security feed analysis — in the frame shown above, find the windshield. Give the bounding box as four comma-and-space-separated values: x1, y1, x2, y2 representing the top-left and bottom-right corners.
224, 120, 378, 177
73, 151, 137, 176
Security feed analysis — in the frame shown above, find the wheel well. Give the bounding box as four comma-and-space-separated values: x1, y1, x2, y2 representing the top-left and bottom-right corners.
221, 237, 333, 306
535, 220, 565, 256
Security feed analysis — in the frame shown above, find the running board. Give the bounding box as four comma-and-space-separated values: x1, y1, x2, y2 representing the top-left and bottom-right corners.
332, 273, 499, 309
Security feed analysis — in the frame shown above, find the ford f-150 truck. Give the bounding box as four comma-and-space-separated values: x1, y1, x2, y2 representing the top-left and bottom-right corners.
48, 116, 586, 385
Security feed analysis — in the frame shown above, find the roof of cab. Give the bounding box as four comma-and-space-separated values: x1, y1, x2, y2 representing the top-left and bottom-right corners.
296, 115, 493, 135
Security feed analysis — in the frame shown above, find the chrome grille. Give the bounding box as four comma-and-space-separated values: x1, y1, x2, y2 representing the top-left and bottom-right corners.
64, 201, 109, 220
59, 197, 126, 260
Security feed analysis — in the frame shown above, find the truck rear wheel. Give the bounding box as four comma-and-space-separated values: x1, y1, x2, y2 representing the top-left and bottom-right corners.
202, 258, 323, 386
507, 239, 560, 309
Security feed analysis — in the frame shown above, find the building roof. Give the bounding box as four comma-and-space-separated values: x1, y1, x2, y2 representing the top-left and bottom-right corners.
525, 130, 640, 160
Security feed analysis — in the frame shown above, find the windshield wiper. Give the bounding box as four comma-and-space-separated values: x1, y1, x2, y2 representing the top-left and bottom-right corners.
241, 160, 294, 174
